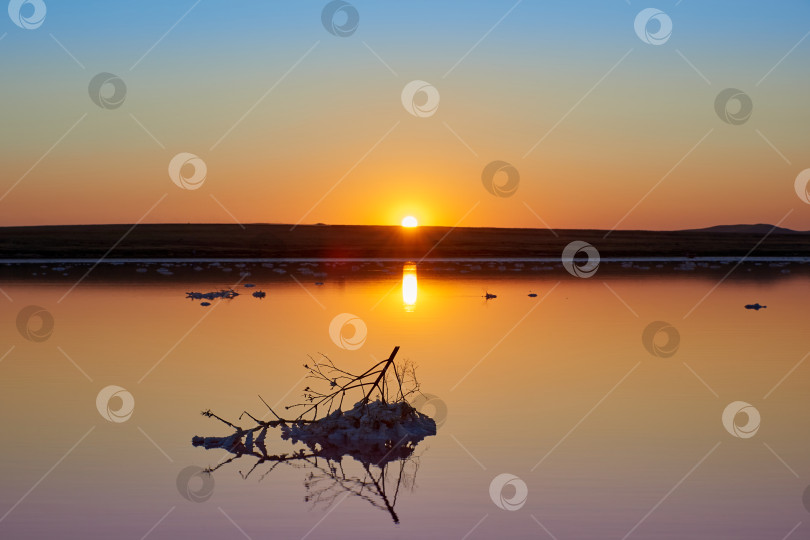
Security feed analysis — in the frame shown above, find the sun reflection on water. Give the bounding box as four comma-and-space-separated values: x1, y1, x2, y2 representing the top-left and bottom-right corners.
402, 263, 417, 312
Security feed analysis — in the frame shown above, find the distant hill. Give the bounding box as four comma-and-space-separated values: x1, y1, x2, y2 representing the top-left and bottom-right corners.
682, 224, 805, 234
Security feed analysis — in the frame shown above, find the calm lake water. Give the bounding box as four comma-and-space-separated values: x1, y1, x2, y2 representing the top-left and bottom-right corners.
1, 260, 809, 539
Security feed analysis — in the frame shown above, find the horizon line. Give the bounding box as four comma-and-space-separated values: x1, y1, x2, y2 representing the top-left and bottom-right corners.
0, 222, 805, 233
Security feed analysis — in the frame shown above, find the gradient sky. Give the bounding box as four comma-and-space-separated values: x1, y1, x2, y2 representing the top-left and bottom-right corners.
1, 0, 809, 229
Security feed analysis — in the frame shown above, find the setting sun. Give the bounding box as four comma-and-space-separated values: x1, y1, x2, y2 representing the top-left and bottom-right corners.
401, 216, 418, 228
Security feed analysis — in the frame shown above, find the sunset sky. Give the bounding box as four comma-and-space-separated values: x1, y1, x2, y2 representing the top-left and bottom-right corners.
1, 0, 809, 230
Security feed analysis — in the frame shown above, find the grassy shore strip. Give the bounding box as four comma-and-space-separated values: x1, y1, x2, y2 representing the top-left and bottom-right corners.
0, 224, 808, 260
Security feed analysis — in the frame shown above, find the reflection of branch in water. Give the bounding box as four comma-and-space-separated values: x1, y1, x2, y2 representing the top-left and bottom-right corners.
303, 455, 420, 524
194, 421, 424, 524
192, 347, 436, 524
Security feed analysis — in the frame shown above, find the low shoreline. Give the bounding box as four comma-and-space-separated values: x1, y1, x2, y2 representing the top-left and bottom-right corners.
0, 258, 803, 284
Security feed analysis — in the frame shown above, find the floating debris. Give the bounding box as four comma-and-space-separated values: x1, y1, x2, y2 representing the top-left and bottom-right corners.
745, 303, 767, 310
200, 302, 211, 307
193, 347, 435, 524
252, 290, 266, 298
282, 399, 435, 452
484, 292, 497, 300
314, 282, 324, 286
244, 283, 255, 288
528, 292, 538, 297
186, 289, 239, 301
